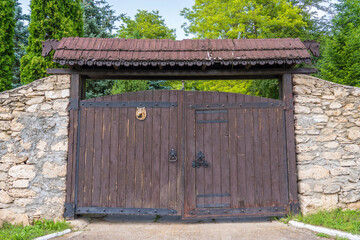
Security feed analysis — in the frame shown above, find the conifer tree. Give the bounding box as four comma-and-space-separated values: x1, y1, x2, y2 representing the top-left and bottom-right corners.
20, 0, 83, 84
0, 0, 16, 91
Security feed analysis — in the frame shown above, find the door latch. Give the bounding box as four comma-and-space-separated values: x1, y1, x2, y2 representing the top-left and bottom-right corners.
169, 149, 177, 162
192, 151, 209, 168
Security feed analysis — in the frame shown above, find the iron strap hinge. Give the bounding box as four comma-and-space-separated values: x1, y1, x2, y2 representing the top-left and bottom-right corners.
68, 98, 80, 111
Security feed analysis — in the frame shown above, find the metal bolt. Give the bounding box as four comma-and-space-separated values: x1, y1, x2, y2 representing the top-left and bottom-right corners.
138, 209, 141, 212
190, 211, 194, 215
241, 210, 244, 213
206, 105, 209, 108
120, 209, 124, 212
154, 210, 157, 213
208, 211, 211, 214
103, 209, 106, 212
222, 104, 225, 108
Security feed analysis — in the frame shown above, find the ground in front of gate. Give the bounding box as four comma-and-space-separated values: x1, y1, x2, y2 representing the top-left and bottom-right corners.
56, 216, 326, 240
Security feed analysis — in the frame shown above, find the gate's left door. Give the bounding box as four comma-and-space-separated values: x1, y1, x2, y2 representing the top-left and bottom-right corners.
69, 90, 183, 216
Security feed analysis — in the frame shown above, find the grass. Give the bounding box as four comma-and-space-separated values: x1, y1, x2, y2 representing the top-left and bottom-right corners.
0, 219, 71, 240
283, 209, 360, 235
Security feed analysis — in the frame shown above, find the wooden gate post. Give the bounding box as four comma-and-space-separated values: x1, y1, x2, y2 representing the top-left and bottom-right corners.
282, 74, 300, 214
64, 74, 83, 218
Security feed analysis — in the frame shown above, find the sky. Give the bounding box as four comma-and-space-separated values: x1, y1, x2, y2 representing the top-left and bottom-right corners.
18, 0, 195, 40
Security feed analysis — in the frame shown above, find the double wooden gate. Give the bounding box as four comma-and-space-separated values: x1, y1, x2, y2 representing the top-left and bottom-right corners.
66, 90, 292, 219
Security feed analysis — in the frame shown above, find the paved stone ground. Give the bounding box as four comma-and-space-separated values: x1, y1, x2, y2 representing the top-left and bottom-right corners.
56, 216, 324, 240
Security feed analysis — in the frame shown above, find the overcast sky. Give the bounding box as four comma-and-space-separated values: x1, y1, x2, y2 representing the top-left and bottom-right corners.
18, 0, 195, 40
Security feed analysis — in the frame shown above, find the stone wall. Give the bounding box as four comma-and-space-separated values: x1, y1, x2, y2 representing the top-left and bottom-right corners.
294, 74, 360, 215
0, 75, 70, 225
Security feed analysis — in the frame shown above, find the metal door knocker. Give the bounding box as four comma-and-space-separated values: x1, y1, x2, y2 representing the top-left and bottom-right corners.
136, 107, 147, 120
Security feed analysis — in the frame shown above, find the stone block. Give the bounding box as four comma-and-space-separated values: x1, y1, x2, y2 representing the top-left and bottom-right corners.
347, 201, 360, 210
26, 104, 38, 113
0, 190, 13, 204
0, 172, 7, 181
340, 192, 360, 203
330, 168, 350, 176
25, 97, 44, 105
0, 121, 11, 131
344, 144, 360, 153
0, 132, 11, 141
51, 141, 68, 152
298, 166, 329, 180
297, 153, 315, 162
45, 90, 70, 99
0, 164, 11, 172
1, 153, 28, 164
324, 142, 339, 149
13, 199, 34, 207
42, 162, 66, 178
329, 102, 342, 109
0, 209, 29, 226
312, 107, 324, 114
323, 184, 341, 194
347, 127, 360, 140
325, 110, 342, 117
0, 113, 14, 121
322, 152, 342, 160
316, 134, 337, 142
33, 83, 54, 91
13, 180, 29, 188
8, 165, 36, 180
296, 144, 319, 153
334, 88, 349, 98
340, 160, 356, 167
36, 140, 47, 151
8, 189, 36, 198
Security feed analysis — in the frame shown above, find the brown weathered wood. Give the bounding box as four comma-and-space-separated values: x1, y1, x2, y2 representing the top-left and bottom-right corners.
195, 92, 205, 208
269, 108, 281, 205
84, 108, 94, 207
160, 91, 170, 208
260, 108, 271, 206
151, 91, 162, 208
143, 91, 153, 208
283, 74, 298, 206
66, 109, 75, 203
48, 68, 317, 78
109, 97, 118, 208
219, 93, 229, 207
92, 106, 102, 206
117, 96, 127, 207
169, 90, 178, 210
77, 109, 87, 206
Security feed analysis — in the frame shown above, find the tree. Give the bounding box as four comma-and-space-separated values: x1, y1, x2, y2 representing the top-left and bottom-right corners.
0, 0, 15, 92
112, 10, 176, 94
181, 0, 307, 39
13, 0, 29, 87
118, 10, 176, 39
20, 0, 83, 84
82, 0, 121, 38
318, 0, 360, 86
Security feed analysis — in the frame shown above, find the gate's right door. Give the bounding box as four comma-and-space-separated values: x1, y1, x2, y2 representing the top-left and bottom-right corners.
184, 91, 289, 219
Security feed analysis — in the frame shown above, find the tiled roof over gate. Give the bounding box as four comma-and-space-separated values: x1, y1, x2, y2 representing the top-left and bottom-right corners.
51, 37, 312, 68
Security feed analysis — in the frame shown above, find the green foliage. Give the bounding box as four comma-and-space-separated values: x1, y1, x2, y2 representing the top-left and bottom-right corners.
288, 209, 360, 235
249, 79, 280, 99
118, 10, 176, 40
0, 0, 16, 92
181, 0, 307, 39
164, 80, 252, 95
0, 219, 71, 240
318, 0, 360, 86
316, 233, 331, 238
82, 0, 121, 38
13, 0, 29, 88
112, 10, 176, 94
20, 0, 83, 85
85, 80, 114, 99
111, 80, 149, 95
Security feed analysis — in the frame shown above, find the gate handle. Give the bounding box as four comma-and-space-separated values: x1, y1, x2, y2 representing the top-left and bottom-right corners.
169, 149, 177, 162
192, 151, 209, 168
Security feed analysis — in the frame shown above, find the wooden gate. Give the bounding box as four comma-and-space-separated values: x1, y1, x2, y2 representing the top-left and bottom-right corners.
184, 91, 288, 218
66, 89, 292, 219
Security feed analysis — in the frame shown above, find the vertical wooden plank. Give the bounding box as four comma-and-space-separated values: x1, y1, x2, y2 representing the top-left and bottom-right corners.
100, 96, 111, 207
66, 110, 74, 204
151, 91, 162, 208
228, 94, 238, 208
269, 107, 281, 205
203, 92, 213, 206
77, 109, 87, 206
109, 95, 118, 208
219, 93, 230, 206
253, 108, 263, 207
244, 107, 255, 207
92, 106, 102, 206
117, 94, 127, 207
278, 109, 288, 206
143, 91, 153, 208
177, 90, 183, 214
125, 93, 136, 208
282, 74, 298, 209
260, 108, 272, 206
84, 107, 95, 207
211, 92, 221, 205
194, 92, 204, 208
134, 92, 145, 207
160, 91, 170, 208
184, 92, 196, 215
169, 90, 178, 210
236, 94, 246, 208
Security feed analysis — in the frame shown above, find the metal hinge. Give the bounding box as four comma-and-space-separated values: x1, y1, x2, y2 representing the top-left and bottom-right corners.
68, 98, 79, 111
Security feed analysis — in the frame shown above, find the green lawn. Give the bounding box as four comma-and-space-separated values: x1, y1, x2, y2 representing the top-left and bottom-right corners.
286, 209, 360, 235
0, 219, 71, 240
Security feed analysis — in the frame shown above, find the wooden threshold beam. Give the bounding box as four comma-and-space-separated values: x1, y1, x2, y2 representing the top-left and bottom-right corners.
47, 68, 317, 80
